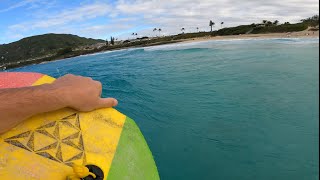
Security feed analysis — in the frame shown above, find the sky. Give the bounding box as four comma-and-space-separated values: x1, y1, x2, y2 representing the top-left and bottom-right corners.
0, 0, 319, 44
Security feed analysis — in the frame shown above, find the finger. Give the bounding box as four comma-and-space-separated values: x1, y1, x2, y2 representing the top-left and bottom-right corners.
64, 74, 74, 77
95, 81, 103, 96
99, 89, 102, 97
95, 81, 102, 89
97, 98, 118, 108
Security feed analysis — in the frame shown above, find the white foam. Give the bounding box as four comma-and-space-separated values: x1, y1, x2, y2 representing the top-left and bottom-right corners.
143, 37, 319, 51
79, 48, 128, 57
144, 41, 206, 51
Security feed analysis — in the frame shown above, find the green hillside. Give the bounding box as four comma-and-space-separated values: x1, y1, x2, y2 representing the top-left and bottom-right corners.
216, 23, 310, 36
0, 33, 104, 64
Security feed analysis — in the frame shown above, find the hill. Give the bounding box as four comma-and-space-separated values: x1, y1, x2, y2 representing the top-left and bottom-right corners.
215, 23, 310, 36
0, 34, 104, 65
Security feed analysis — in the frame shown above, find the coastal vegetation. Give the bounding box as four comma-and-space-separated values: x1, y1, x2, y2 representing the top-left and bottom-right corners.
300, 15, 319, 27
0, 34, 104, 68
0, 15, 318, 70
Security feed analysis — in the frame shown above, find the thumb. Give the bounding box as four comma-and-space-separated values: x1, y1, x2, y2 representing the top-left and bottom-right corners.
97, 98, 118, 108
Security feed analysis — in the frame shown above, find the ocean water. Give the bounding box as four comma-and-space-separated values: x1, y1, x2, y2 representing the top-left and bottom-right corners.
10, 38, 319, 180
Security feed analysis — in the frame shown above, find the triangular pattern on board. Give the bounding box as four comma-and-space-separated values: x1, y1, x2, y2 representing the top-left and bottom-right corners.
4, 113, 86, 166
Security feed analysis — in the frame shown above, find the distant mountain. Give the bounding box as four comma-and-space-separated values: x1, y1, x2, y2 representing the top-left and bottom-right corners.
0, 33, 104, 65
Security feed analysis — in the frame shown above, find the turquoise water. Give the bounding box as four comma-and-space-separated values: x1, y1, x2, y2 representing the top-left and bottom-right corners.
11, 38, 319, 180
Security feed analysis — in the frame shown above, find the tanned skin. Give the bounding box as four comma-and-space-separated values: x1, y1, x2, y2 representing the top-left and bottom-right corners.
0, 74, 118, 134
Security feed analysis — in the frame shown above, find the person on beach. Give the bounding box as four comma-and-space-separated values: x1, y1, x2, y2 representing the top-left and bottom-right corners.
0, 74, 118, 134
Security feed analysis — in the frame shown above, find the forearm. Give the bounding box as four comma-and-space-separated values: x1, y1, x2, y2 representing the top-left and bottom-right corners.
0, 85, 66, 133
0, 74, 117, 134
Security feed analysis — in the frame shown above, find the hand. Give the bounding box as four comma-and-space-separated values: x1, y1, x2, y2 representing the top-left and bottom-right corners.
50, 74, 117, 111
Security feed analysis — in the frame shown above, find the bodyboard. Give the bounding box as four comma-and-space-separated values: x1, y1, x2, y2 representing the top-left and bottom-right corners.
0, 72, 159, 180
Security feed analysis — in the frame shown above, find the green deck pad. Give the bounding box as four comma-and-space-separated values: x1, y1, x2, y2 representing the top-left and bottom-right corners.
107, 117, 160, 180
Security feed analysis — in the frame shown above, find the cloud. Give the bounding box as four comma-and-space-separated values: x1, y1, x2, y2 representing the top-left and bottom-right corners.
2, 0, 319, 43
9, 2, 111, 30
112, 0, 319, 39
0, 0, 39, 13
26, 0, 57, 10
36, 23, 136, 40
114, 0, 319, 34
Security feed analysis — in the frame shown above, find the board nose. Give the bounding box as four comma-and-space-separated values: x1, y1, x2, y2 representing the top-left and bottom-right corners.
0, 72, 44, 88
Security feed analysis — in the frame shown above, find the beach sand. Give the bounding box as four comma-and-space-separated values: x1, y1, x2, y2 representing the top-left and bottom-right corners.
182, 29, 319, 43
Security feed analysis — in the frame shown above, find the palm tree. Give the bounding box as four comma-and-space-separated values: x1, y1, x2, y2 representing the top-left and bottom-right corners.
158, 28, 162, 36
266, 21, 273, 26
209, 20, 215, 32
221, 22, 224, 29
196, 27, 199, 32
181, 28, 185, 34
131, 33, 138, 39
262, 20, 268, 24
153, 28, 158, 37
273, 20, 279, 25
110, 36, 115, 45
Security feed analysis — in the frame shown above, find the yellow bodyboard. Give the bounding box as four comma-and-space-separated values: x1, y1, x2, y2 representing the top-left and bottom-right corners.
0, 74, 126, 179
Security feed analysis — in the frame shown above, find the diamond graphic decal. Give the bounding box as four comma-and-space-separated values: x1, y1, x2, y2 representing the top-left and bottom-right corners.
4, 113, 86, 166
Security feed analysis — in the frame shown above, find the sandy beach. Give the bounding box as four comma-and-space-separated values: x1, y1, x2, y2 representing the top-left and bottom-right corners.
183, 29, 319, 43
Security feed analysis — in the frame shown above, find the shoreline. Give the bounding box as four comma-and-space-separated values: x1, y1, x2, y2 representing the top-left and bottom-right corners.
3, 30, 319, 71
181, 30, 319, 43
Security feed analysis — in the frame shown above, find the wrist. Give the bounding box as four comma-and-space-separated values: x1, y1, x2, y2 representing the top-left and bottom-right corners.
41, 83, 69, 109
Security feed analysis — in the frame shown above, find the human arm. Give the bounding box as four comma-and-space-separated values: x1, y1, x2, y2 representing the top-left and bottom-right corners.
0, 74, 117, 134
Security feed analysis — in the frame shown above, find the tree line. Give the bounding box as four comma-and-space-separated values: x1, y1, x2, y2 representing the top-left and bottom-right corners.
105, 15, 318, 44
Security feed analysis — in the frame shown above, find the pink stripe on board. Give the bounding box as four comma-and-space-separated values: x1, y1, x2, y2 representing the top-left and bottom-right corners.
0, 72, 44, 89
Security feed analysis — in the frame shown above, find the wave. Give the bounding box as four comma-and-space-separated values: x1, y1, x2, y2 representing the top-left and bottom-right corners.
144, 42, 209, 52
271, 37, 319, 45
144, 37, 319, 52
79, 48, 129, 57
